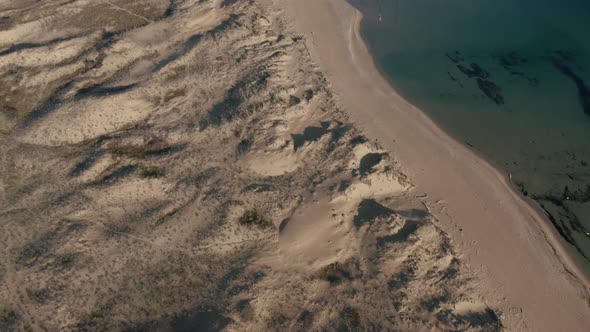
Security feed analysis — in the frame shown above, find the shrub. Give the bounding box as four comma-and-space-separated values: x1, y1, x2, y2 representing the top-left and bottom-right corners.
344, 308, 360, 328
0, 305, 18, 328
140, 165, 164, 178
317, 262, 350, 284
238, 209, 270, 227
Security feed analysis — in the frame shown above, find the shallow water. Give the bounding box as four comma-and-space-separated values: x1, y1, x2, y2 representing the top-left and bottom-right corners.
348, 0, 590, 271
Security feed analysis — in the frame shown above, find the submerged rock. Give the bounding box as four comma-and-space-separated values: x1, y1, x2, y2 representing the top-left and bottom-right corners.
476, 78, 504, 105
549, 57, 590, 117
457, 63, 490, 79
446, 50, 464, 63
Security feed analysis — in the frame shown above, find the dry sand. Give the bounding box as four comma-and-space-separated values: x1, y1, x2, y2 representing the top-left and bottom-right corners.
0, 0, 586, 330
285, 0, 590, 330
0, 0, 506, 330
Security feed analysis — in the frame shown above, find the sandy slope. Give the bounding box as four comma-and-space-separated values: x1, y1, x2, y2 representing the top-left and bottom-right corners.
0, 0, 576, 330
285, 0, 590, 330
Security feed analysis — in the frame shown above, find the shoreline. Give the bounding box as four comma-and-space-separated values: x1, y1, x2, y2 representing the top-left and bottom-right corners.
345, 1, 590, 290
286, 0, 590, 330
349, 4, 590, 280
354, 9, 590, 280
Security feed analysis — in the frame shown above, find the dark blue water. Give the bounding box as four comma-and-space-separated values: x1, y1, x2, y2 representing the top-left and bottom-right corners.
348, 0, 590, 271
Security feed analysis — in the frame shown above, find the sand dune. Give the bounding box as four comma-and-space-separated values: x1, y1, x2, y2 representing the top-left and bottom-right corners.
286, 0, 590, 331
0, 0, 575, 330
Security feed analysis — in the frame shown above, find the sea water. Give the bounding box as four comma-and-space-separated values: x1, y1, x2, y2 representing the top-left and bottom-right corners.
348, 0, 590, 270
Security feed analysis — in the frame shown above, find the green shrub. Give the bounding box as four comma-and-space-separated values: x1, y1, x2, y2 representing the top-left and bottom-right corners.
140, 165, 164, 178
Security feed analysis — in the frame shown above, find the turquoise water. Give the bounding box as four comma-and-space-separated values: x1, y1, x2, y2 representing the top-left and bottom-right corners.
348, 0, 590, 270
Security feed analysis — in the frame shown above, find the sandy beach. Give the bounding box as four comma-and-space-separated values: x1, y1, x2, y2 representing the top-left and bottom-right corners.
286, 0, 590, 330
0, 0, 588, 330
0, 0, 510, 329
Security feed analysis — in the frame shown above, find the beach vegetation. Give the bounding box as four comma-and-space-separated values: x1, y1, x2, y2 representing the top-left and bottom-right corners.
238, 208, 270, 227
343, 307, 361, 328
317, 261, 350, 284
140, 165, 164, 178
0, 305, 18, 329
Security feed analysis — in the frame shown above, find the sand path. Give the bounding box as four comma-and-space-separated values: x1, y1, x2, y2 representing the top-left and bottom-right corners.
285, 0, 590, 330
